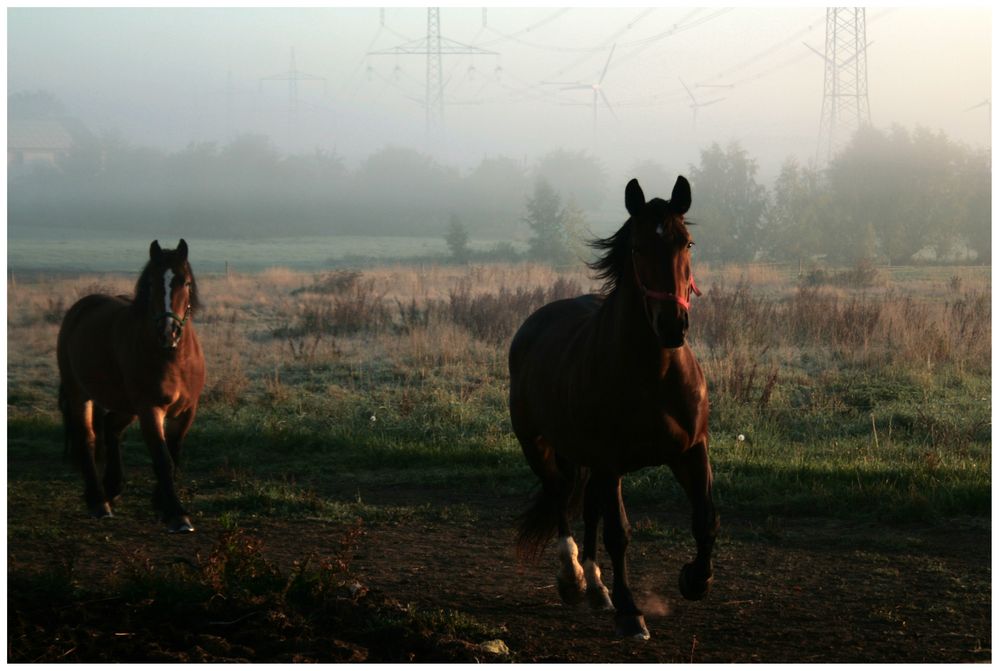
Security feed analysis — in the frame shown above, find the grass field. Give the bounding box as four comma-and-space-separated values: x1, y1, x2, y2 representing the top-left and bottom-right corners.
7, 259, 991, 661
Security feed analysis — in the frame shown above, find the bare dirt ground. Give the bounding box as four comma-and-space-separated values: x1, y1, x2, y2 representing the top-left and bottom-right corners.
7, 482, 991, 663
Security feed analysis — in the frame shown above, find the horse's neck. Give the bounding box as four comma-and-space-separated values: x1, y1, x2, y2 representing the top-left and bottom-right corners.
593, 288, 662, 378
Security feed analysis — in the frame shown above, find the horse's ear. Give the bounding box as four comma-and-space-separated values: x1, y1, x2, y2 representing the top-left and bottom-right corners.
177, 239, 188, 263
150, 240, 163, 262
625, 179, 645, 216
669, 176, 691, 215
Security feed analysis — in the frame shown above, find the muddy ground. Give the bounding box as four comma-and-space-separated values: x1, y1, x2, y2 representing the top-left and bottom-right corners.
7, 481, 990, 663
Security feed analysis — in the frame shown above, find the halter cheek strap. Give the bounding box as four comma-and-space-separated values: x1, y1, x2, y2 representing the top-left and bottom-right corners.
632, 255, 702, 310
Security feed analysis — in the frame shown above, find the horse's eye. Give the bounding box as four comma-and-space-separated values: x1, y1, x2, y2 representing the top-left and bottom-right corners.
184, 281, 192, 288
687, 242, 695, 249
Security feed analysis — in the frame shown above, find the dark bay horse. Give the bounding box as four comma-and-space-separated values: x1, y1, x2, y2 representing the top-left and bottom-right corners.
509, 176, 717, 640
57, 239, 205, 533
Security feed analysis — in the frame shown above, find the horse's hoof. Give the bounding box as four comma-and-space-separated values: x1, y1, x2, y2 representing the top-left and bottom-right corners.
679, 563, 713, 601
90, 502, 113, 519
614, 613, 650, 640
557, 572, 586, 606
167, 516, 195, 533
587, 584, 614, 611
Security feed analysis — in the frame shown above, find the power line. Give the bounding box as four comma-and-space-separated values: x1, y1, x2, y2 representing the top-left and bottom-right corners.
478, 9, 574, 49
551, 8, 733, 84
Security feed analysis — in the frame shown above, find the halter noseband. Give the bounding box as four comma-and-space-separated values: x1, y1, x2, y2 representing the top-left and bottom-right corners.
154, 305, 192, 329
632, 251, 702, 311
155, 304, 192, 348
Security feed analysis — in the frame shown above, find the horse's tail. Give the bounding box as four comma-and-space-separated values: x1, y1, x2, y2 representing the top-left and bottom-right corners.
515, 465, 587, 562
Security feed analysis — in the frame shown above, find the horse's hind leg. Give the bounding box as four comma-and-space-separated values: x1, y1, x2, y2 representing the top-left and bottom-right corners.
514, 428, 586, 605
102, 411, 135, 505
545, 446, 586, 606
580, 476, 613, 610
596, 473, 649, 639
65, 395, 112, 518
669, 441, 719, 601
555, 531, 587, 607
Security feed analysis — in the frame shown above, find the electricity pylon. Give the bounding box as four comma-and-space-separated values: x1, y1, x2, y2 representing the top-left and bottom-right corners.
368, 8, 497, 139
811, 8, 872, 166
260, 47, 326, 146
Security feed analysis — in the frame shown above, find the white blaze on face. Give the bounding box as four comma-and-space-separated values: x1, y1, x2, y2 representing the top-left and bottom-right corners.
164, 269, 175, 316
160, 269, 177, 344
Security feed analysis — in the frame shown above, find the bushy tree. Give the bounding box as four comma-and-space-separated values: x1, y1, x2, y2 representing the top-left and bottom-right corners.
559, 196, 591, 264
462, 155, 529, 234
954, 149, 991, 263
445, 214, 470, 263
348, 146, 460, 233
524, 178, 571, 265
762, 158, 832, 262
687, 142, 767, 262
828, 125, 988, 264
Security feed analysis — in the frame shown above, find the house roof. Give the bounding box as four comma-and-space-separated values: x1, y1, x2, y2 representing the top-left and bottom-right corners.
8, 118, 76, 151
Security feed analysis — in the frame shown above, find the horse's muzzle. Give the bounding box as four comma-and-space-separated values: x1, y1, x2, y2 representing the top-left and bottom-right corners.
654, 307, 688, 349
157, 317, 183, 350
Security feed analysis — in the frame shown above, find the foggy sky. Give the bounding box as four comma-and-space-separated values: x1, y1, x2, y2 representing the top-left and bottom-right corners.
7, 5, 993, 183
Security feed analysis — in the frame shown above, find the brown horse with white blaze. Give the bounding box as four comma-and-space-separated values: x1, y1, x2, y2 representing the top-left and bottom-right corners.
509, 176, 717, 640
57, 239, 205, 533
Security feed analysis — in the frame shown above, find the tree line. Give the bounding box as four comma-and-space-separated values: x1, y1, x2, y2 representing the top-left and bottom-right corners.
689, 126, 990, 265
8, 129, 608, 242
511, 126, 989, 266
9, 121, 990, 265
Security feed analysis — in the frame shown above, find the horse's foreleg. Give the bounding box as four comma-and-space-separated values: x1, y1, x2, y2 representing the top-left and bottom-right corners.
138, 408, 194, 533
599, 474, 649, 639
581, 476, 613, 610
165, 406, 196, 472
669, 441, 719, 601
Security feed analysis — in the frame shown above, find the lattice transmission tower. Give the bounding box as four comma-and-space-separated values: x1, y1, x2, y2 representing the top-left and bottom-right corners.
260, 48, 326, 147
368, 8, 497, 141
814, 8, 871, 166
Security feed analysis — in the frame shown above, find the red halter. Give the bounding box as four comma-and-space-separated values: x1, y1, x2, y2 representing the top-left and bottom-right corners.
632, 256, 702, 311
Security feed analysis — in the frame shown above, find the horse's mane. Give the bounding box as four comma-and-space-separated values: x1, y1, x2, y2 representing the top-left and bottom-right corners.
132, 255, 200, 314
587, 223, 632, 296
588, 198, 687, 295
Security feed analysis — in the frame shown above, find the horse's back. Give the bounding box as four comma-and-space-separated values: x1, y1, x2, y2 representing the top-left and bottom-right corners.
509, 293, 601, 371
59, 293, 130, 342
509, 294, 602, 444
57, 294, 134, 400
